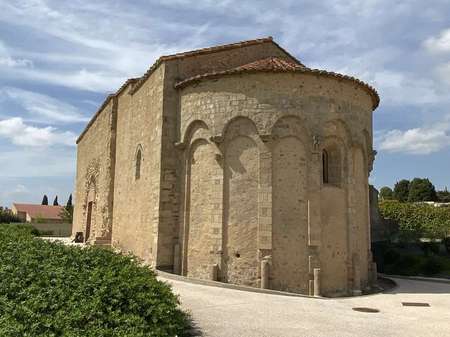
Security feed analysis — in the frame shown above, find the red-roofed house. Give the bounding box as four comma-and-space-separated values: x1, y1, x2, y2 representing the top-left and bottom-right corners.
12, 203, 64, 223
11, 203, 72, 236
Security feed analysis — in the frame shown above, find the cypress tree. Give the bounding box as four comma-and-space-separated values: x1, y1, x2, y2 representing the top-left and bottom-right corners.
42, 195, 48, 205
66, 194, 73, 208
53, 196, 59, 206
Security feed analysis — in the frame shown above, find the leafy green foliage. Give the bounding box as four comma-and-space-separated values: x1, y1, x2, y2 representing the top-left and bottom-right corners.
0, 224, 189, 337
61, 194, 74, 223
0, 207, 21, 223
379, 200, 450, 241
437, 189, 450, 203
382, 250, 449, 276
393, 179, 410, 202
379, 186, 394, 200
408, 178, 437, 202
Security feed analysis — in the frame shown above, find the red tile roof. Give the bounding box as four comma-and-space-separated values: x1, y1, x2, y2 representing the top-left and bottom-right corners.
174, 57, 380, 110
13, 204, 64, 220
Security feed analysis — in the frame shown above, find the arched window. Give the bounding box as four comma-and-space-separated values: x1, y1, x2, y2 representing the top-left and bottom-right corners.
322, 145, 341, 186
322, 150, 329, 184
135, 148, 142, 180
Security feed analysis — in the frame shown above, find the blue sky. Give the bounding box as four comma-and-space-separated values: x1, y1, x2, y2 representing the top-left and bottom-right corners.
0, 0, 449, 207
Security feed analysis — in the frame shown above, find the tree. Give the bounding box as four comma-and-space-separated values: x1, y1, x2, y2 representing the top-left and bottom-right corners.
379, 186, 394, 200
408, 178, 437, 202
437, 188, 450, 203
41, 195, 48, 205
53, 196, 59, 206
61, 194, 74, 223
66, 194, 73, 208
393, 179, 410, 202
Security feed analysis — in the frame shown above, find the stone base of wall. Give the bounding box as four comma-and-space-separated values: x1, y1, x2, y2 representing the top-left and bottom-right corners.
31, 222, 72, 237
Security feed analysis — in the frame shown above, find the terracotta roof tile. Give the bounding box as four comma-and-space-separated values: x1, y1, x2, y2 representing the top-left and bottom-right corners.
13, 204, 64, 220
233, 57, 305, 71
174, 57, 380, 110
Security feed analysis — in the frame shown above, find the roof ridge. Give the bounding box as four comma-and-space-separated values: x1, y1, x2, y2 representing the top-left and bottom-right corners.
76, 77, 139, 144
161, 36, 274, 61
129, 36, 287, 95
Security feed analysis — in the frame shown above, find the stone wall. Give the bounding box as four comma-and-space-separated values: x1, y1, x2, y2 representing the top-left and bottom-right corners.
72, 98, 116, 243
177, 72, 373, 295
73, 40, 376, 295
111, 65, 165, 265
156, 41, 298, 270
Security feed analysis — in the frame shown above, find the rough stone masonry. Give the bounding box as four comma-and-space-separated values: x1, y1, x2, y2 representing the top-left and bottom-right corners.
72, 37, 380, 297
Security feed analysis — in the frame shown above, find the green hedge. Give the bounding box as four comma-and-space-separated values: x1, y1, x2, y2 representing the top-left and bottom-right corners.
379, 200, 450, 241
0, 224, 189, 337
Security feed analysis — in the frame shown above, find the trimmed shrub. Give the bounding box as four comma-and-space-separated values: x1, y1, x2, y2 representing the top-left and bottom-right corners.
421, 256, 443, 276
383, 248, 401, 265
379, 200, 450, 241
420, 241, 440, 256
0, 224, 189, 337
444, 237, 450, 254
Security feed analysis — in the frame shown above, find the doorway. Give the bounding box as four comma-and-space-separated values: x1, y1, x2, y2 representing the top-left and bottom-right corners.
85, 201, 93, 242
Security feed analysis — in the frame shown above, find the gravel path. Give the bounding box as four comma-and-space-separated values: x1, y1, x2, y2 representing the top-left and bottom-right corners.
161, 276, 450, 337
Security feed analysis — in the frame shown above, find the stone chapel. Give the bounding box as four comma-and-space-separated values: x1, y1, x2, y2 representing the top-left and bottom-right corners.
72, 37, 379, 296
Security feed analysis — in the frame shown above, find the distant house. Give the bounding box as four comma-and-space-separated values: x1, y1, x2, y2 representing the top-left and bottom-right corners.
11, 203, 72, 237
12, 203, 64, 223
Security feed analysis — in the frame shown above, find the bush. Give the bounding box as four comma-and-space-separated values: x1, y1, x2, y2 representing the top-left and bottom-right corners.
379, 200, 450, 241
394, 255, 422, 276
383, 248, 401, 265
421, 256, 443, 276
444, 237, 450, 254
0, 207, 21, 223
0, 224, 189, 337
420, 241, 440, 256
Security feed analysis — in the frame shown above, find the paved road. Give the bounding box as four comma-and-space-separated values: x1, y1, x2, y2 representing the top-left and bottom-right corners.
162, 276, 450, 337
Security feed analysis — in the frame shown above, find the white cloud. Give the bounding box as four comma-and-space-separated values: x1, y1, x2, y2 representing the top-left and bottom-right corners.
0, 1, 208, 92
0, 146, 76, 178
424, 28, 450, 54
1, 87, 88, 123
0, 56, 33, 68
436, 62, 450, 86
0, 40, 33, 68
0, 117, 76, 147
13, 184, 28, 193
377, 117, 450, 154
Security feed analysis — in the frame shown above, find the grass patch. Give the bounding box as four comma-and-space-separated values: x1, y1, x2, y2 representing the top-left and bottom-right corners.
0, 223, 189, 337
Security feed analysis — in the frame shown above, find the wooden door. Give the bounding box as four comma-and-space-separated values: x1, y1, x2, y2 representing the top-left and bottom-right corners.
85, 201, 93, 242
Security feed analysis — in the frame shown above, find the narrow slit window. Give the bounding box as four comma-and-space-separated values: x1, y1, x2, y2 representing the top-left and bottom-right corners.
135, 149, 142, 180
322, 149, 329, 184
